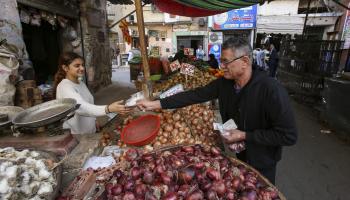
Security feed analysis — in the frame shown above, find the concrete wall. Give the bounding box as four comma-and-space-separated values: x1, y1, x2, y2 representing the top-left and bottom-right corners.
80, 0, 111, 92
258, 0, 299, 16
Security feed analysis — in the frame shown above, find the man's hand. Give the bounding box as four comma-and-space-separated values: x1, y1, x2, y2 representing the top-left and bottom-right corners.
136, 99, 161, 111
221, 129, 246, 143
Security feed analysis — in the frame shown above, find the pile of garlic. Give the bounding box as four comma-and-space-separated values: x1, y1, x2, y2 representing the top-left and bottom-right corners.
0, 147, 56, 200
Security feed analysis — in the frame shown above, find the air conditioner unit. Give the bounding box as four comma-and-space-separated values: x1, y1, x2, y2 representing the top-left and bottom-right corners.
209, 32, 223, 44
198, 18, 205, 26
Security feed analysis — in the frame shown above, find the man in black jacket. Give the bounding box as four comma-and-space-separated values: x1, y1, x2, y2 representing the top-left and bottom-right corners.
137, 38, 297, 184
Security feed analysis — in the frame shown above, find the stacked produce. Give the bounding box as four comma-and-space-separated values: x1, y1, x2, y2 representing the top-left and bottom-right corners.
103, 145, 281, 200
116, 104, 218, 149
153, 69, 216, 93
0, 147, 57, 200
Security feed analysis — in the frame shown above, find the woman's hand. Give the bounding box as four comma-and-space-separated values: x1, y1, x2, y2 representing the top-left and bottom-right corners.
136, 99, 161, 111
108, 100, 132, 115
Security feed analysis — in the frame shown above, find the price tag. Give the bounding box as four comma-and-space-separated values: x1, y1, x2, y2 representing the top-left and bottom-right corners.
180, 63, 195, 76
159, 84, 184, 99
170, 60, 181, 72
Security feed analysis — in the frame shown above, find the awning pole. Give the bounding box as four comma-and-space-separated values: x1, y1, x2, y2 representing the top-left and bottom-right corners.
302, 0, 312, 40
134, 0, 151, 98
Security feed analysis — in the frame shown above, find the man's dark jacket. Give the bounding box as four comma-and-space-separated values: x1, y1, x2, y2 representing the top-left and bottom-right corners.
160, 70, 297, 169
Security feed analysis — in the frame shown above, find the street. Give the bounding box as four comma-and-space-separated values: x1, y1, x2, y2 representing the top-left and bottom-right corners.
98, 67, 350, 200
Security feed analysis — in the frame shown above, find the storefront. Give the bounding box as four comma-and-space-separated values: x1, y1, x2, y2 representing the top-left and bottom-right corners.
17, 0, 81, 85
208, 5, 257, 57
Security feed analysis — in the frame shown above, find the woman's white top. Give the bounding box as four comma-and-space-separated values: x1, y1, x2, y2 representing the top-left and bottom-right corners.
56, 79, 107, 134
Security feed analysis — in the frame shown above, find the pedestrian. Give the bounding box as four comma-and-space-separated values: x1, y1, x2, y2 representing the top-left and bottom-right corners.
137, 38, 297, 184
256, 47, 266, 71
207, 53, 219, 69
196, 45, 205, 60
54, 52, 131, 134
173, 45, 185, 63
268, 43, 278, 78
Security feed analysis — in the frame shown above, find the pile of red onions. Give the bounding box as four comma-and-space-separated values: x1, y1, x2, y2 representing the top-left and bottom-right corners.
104, 145, 280, 200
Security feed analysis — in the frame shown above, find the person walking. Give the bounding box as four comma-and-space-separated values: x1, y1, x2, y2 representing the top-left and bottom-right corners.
137, 38, 297, 184
268, 43, 278, 78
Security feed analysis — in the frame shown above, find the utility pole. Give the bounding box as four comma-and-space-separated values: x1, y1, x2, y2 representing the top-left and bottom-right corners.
302, 0, 312, 40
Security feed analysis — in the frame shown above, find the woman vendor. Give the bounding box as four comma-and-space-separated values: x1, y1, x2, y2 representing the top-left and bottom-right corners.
54, 52, 131, 134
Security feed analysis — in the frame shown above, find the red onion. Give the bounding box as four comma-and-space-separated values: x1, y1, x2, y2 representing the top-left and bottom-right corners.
163, 192, 178, 200
145, 192, 157, 200
178, 184, 190, 196
161, 173, 172, 185
122, 192, 136, 200
226, 191, 236, 200
135, 183, 147, 196
194, 162, 204, 169
206, 168, 220, 181
111, 184, 123, 196
125, 149, 138, 161
105, 183, 114, 194
179, 167, 195, 183
186, 190, 204, 200
211, 180, 226, 196
232, 176, 242, 190
124, 179, 135, 191
142, 171, 154, 184
156, 165, 165, 174
205, 190, 218, 200
131, 167, 141, 180
241, 189, 258, 200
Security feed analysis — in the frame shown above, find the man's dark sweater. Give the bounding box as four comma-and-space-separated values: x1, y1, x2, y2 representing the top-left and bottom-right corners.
160, 70, 297, 173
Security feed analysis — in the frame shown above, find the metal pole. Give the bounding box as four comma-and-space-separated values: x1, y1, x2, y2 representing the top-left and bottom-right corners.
134, 0, 151, 98
302, 0, 312, 40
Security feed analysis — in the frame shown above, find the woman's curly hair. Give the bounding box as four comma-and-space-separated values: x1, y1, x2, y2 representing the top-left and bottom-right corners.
54, 52, 83, 96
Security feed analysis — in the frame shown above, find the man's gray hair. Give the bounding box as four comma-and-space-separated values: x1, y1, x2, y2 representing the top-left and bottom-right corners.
222, 38, 253, 62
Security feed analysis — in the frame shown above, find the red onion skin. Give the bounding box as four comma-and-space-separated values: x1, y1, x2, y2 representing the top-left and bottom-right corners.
186, 191, 204, 200
125, 149, 138, 161
124, 180, 135, 191
241, 189, 258, 200
122, 192, 136, 200
163, 192, 178, 200
113, 169, 123, 179
111, 184, 123, 196
206, 168, 221, 181
156, 165, 166, 174
206, 190, 218, 200
135, 184, 147, 197
131, 167, 141, 180
105, 183, 114, 194
226, 192, 236, 200
143, 171, 154, 184
211, 180, 226, 197
161, 173, 172, 185
182, 146, 194, 153
178, 184, 190, 196
179, 167, 195, 183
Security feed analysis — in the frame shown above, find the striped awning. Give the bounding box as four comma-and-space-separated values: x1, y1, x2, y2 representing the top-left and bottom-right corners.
153, 0, 265, 17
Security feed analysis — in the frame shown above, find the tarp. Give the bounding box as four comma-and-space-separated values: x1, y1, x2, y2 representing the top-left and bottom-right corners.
257, 15, 304, 35
153, 0, 263, 17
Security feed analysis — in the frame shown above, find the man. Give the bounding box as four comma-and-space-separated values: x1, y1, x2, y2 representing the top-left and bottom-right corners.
268, 43, 278, 77
173, 45, 185, 62
137, 38, 297, 184
196, 45, 205, 60
256, 47, 266, 71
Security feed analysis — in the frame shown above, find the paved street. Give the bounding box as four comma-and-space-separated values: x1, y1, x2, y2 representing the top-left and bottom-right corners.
96, 67, 350, 200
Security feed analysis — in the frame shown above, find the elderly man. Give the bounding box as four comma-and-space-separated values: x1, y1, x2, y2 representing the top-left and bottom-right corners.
137, 38, 297, 184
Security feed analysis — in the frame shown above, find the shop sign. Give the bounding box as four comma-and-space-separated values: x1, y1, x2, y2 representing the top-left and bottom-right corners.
212, 5, 257, 30
208, 44, 221, 66
173, 25, 189, 32
342, 3, 350, 49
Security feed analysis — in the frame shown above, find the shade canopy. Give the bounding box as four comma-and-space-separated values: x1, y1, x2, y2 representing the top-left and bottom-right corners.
153, 0, 264, 17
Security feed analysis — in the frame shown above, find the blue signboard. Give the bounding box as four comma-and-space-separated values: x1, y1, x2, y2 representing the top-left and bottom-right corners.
208, 44, 221, 66
212, 5, 257, 30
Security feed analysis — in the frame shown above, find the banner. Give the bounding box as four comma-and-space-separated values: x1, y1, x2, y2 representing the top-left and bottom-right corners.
212, 5, 257, 30
342, 3, 350, 49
